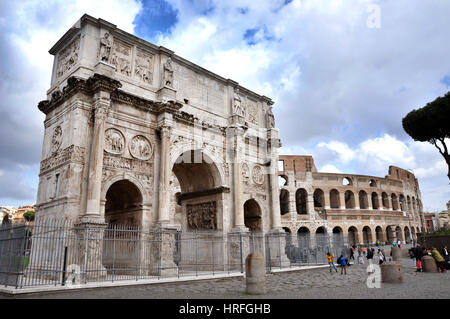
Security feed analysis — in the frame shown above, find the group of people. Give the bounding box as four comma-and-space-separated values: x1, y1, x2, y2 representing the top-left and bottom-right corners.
408, 244, 449, 273
326, 245, 387, 275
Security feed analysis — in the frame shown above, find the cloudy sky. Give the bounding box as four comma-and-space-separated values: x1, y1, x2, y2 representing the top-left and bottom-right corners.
0, 0, 449, 212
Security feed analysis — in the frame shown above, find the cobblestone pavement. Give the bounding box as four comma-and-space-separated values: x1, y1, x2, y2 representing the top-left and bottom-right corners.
2, 257, 449, 299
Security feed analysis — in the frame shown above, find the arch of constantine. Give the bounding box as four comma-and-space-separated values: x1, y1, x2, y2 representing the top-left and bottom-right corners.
29, 15, 425, 280
278, 155, 425, 249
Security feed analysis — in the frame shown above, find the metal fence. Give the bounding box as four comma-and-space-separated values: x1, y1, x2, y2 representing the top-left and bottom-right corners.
0, 220, 349, 289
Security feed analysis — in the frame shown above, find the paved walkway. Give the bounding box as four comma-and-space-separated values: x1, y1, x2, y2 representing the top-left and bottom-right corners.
1, 258, 449, 299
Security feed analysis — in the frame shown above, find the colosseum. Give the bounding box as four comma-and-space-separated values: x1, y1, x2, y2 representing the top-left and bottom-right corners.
277, 155, 425, 252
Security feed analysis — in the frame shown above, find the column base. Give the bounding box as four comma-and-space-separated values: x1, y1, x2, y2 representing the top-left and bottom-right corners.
231, 226, 249, 233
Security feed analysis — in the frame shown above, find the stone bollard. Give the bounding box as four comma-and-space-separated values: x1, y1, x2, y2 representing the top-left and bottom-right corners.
391, 247, 403, 261
421, 255, 438, 273
380, 261, 403, 283
245, 253, 266, 295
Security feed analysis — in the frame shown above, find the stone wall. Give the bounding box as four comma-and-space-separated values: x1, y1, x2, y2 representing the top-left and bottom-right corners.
417, 234, 450, 249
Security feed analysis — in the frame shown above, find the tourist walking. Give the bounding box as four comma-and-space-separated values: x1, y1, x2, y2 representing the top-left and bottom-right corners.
366, 248, 374, 265
327, 252, 338, 273
349, 247, 355, 262
338, 254, 347, 275
408, 247, 416, 267
441, 246, 449, 263
378, 249, 385, 265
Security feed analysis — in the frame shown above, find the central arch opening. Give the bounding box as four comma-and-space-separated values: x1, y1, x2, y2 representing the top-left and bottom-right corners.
103, 179, 143, 273
171, 150, 224, 232
243, 199, 262, 232
105, 180, 143, 225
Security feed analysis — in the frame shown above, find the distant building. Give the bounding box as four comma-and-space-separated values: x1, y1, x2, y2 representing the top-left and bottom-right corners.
0, 206, 18, 223
13, 205, 36, 224
424, 212, 440, 232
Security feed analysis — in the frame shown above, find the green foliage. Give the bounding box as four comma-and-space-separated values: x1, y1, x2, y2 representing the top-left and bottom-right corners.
402, 91, 450, 142
23, 210, 35, 222
426, 228, 450, 236
402, 92, 450, 179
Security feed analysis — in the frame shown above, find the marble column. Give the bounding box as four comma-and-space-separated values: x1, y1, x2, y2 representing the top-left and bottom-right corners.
157, 124, 172, 226
232, 128, 246, 231
82, 91, 110, 222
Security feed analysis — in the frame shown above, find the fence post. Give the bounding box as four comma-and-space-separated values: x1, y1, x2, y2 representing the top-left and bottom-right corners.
239, 232, 243, 274
265, 234, 271, 273
279, 233, 282, 269
112, 226, 116, 283
61, 246, 68, 286
83, 227, 88, 284
136, 227, 140, 281
195, 230, 198, 277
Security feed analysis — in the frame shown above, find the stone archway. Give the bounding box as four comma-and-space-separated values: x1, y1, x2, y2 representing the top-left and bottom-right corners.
348, 226, 359, 245
375, 226, 384, 243
315, 226, 328, 248
332, 227, 344, 246
104, 179, 143, 225
362, 226, 372, 245
172, 149, 225, 232
103, 179, 143, 273
243, 199, 262, 232
297, 227, 310, 248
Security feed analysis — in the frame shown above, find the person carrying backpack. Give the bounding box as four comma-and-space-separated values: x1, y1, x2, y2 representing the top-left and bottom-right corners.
338, 255, 347, 275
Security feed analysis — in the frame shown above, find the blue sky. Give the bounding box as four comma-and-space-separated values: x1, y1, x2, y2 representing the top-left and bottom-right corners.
0, 0, 449, 212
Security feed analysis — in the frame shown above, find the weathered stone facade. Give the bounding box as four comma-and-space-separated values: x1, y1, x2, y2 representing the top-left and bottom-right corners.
35, 14, 283, 239
278, 155, 425, 246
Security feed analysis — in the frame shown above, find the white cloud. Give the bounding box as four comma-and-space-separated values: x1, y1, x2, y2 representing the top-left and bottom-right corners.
0, 0, 141, 204
320, 164, 343, 174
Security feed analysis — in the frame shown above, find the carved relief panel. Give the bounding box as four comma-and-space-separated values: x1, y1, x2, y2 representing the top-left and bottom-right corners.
135, 49, 154, 84
50, 126, 63, 155
129, 135, 153, 160
56, 35, 80, 78
252, 164, 265, 185
104, 128, 125, 155
242, 163, 250, 183
186, 201, 217, 230
246, 100, 258, 125
111, 39, 132, 77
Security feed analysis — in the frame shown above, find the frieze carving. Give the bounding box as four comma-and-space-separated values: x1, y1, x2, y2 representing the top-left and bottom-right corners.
50, 126, 63, 154
186, 201, 217, 230
56, 35, 80, 78
252, 165, 265, 185
242, 163, 250, 182
135, 49, 154, 84
111, 40, 132, 76
104, 128, 125, 155
129, 135, 153, 160
103, 154, 153, 173
223, 163, 229, 177
40, 145, 85, 174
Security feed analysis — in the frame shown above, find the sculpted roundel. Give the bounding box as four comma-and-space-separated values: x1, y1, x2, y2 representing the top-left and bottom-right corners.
51, 126, 63, 154
105, 128, 125, 155
252, 164, 265, 185
129, 135, 153, 160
